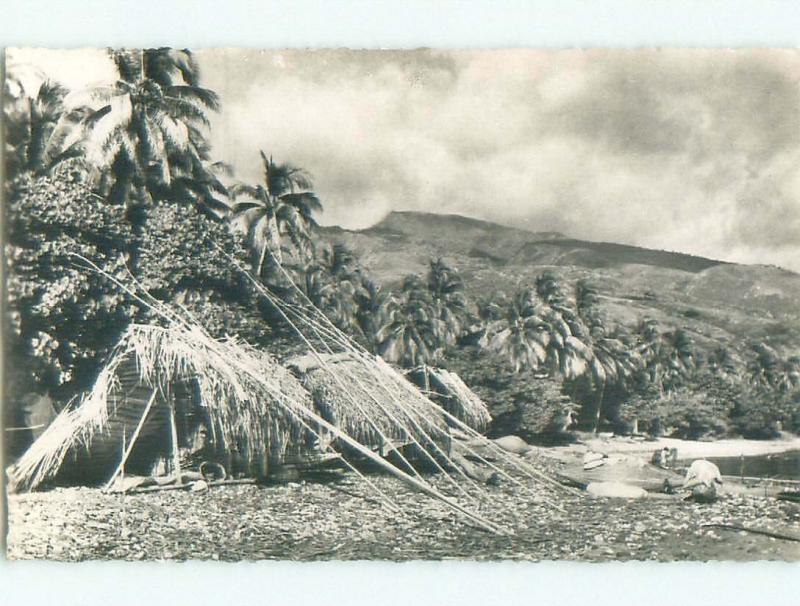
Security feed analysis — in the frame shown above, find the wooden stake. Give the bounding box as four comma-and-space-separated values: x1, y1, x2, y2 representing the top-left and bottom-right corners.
121, 424, 126, 485
168, 397, 183, 486
103, 388, 158, 491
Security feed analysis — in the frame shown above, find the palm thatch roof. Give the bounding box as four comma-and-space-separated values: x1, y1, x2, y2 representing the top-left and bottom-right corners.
286, 352, 450, 455
8, 323, 316, 492
404, 365, 492, 433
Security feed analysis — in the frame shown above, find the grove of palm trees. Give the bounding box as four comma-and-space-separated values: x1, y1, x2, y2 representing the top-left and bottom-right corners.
4, 48, 800, 562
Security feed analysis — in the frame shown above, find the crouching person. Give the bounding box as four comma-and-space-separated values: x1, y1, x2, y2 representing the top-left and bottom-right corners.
682, 459, 723, 503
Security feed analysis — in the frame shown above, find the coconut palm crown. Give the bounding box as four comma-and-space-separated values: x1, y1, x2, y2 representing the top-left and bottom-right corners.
56, 48, 221, 217
3, 79, 83, 180
231, 151, 322, 276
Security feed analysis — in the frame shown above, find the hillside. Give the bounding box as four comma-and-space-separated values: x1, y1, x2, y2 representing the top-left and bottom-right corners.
321, 211, 800, 354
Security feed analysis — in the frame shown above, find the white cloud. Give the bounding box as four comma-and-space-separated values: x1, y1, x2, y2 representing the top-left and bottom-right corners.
201, 49, 800, 271
6, 48, 116, 93
7, 48, 800, 271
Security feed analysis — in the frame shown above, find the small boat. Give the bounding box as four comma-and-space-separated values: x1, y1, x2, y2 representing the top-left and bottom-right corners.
776, 490, 800, 503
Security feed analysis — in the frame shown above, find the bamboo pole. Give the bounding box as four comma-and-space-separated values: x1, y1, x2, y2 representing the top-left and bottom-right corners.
291, 404, 506, 535
103, 388, 158, 491
121, 424, 126, 486
130, 479, 259, 494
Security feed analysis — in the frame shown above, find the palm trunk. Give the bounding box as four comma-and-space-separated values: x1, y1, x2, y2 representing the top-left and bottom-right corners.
255, 208, 283, 277
120, 182, 146, 276
266, 207, 283, 266
256, 244, 269, 278
593, 381, 606, 434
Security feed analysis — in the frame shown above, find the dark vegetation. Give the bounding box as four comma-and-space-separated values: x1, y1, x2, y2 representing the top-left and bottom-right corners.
4, 48, 800, 463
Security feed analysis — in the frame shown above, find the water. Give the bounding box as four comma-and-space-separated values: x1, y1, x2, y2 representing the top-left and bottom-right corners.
690, 450, 800, 481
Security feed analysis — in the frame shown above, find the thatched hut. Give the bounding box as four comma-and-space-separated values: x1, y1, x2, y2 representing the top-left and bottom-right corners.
286, 352, 451, 457
404, 365, 492, 433
8, 323, 317, 492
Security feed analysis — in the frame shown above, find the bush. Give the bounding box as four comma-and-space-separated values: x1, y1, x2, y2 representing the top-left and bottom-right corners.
730, 387, 800, 439
444, 348, 577, 441
135, 203, 270, 346
658, 391, 731, 440
617, 387, 730, 440
5, 167, 270, 403
5, 167, 136, 396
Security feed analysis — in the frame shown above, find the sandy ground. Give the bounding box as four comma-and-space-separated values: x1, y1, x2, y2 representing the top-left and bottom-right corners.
539, 433, 800, 464
5, 453, 800, 562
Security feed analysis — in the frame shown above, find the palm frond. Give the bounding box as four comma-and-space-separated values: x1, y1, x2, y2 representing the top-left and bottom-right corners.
166, 85, 220, 112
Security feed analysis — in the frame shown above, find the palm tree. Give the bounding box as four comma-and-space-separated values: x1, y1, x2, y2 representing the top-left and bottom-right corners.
426, 258, 469, 348
535, 270, 568, 308
355, 276, 388, 351
573, 279, 640, 431
376, 275, 442, 368
3, 79, 81, 180
635, 317, 666, 390
231, 151, 321, 275
635, 319, 699, 394
660, 328, 699, 392
484, 287, 552, 373
749, 343, 800, 394
588, 327, 643, 431
162, 159, 233, 220
575, 279, 602, 330
61, 48, 220, 216
481, 277, 596, 381
300, 244, 363, 334
542, 306, 593, 380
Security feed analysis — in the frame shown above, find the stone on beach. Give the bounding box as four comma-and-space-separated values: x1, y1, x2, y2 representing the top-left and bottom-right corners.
492, 435, 532, 455
586, 481, 648, 499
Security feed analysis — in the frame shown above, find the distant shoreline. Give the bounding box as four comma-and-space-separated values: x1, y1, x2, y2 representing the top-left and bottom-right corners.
539, 433, 800, 462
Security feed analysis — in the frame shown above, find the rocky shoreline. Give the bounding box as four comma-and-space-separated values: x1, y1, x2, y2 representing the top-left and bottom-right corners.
6, 448, 800, 562
538, 433, 800, 464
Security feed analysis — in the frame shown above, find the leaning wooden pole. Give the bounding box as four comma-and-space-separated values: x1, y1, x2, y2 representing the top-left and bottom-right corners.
103, 388, 158, 491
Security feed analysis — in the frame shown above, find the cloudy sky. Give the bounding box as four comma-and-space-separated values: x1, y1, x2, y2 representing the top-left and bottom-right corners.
7, 48, 800, 271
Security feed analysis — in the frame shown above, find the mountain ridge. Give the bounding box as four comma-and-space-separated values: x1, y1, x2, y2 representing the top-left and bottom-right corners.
330, 210, 768, 275
320, 210, 800, 354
